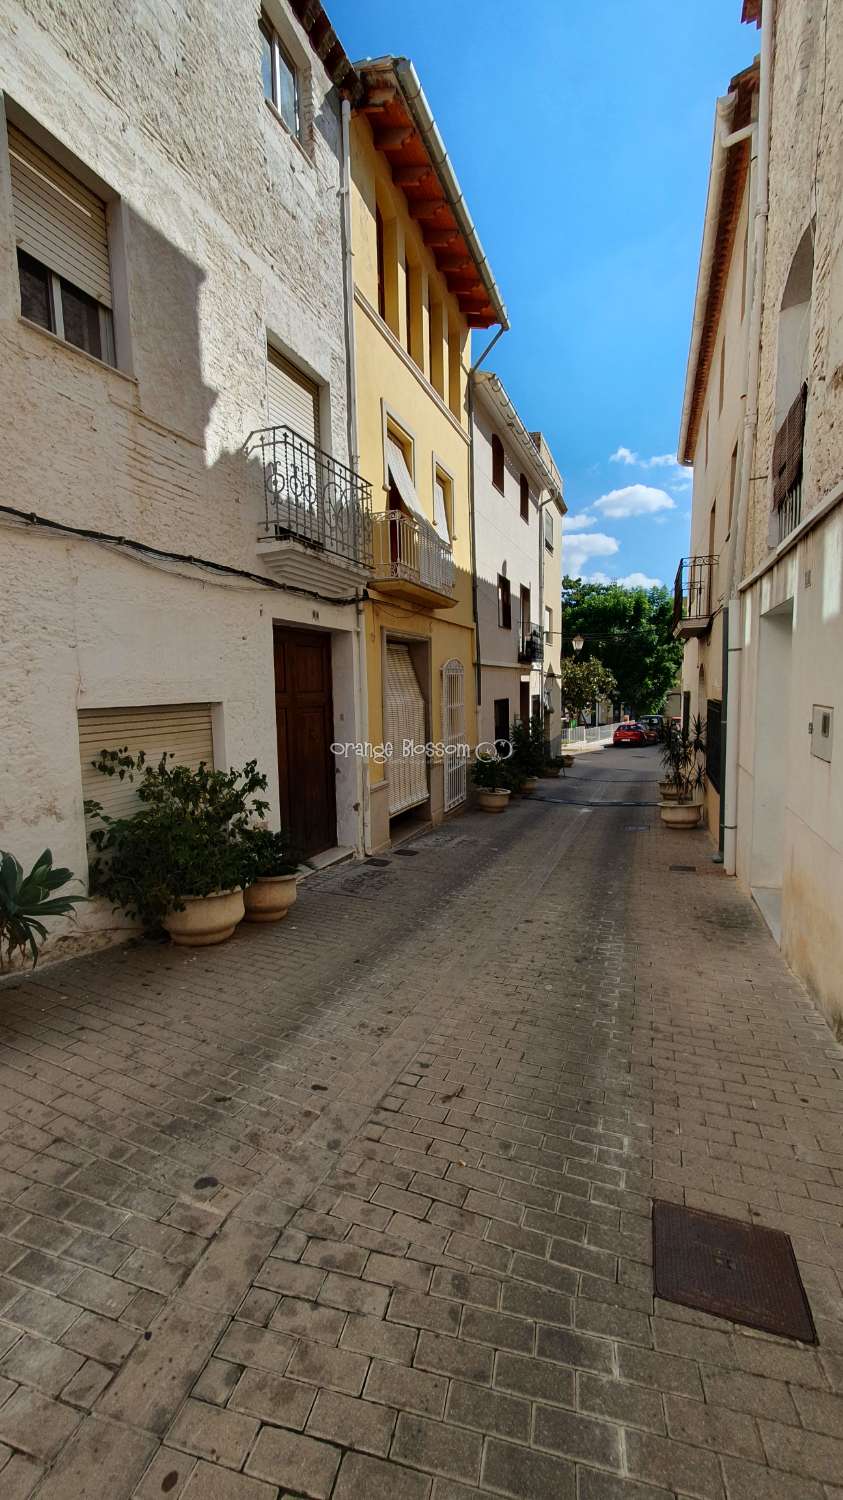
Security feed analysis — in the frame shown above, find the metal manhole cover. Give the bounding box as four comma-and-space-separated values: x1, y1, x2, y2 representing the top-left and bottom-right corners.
653, 1201, 816, 1342
670, 864, 697, 871
394, 849, 419, 856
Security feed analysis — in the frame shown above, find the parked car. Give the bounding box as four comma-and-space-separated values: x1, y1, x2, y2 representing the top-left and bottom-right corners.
613, 722, 648, 746
637, 715, 662, 743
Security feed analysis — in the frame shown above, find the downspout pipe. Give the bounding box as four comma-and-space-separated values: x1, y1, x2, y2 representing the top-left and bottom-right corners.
722, 5, 772, 876
467, 327, 506, 711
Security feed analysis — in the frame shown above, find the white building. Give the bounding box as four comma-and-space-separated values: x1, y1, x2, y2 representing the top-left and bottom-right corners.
471, 373, 565, 751
0, 1, 370, 960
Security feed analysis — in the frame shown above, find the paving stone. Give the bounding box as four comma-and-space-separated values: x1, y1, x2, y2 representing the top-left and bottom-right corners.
790, 1382, 843, 1435
228, 1364, 316, 1427
500, 1280, 572, 1326
0, 1332, 84, 1395
445, 1379, 530, 1441
481, 1435, 576, 1500
577, 1467, 674, 1500
341, 1310, 417, 1363
0, 1452, 45, 1500
191, 1356, 242, 1405
181, 1457, 277, 1498
235, 1287, 278, 1327
702, 1367, 798, 1423
578, 1371, 666, 1432
333, 1451, 432, 1500
318, 1268, 389, 1317
414, 1330, 493, 1384
287, 1337, 369, 1395
758, 1417, 843, 1485
533, 1403, 623, 1468
65, 1267, 135, 1317
460, 1305, 533, 1354
364, 1358, 447, 1418
253, 1254, 324, 1299
494, 1349, 575, 1406
666, 1392, 763, 1460
389, 1286, 460, 1335
306, 1386, 396, 1455
100, 1302, 227, 1434
536, 1324, 613, 1375
25, 1413, 155, 1498
61, 1309, 137, 1366
167, 1397, 259, 1469
391, 1412, 482, 1484
625, 1428, 725, 1500
617, 1341, 704, 1397
302, 1238, 368, 1275
132, 1448, 198, 1498
214, 1320, 296, 1375
270, 1294, 346, 1344
430, 1267, 499, 1308
364, 1252, 433, 1291
0, 1385, 82, 1460
721, 1453, 825, 1499
4, 1289, 80, 1342
245, 1424, 340, 1495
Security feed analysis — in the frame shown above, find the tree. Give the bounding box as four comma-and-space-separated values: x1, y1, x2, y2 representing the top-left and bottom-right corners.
560, 577, 682, 716
558, 658, 617, 722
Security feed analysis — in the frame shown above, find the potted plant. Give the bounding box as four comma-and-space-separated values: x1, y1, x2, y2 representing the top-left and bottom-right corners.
241, 828, 299, 923
0, 849, 86, 969
86, 753, 269, 946
472, 752, 511, 812
659, 717, 706, 827
509, 714, 545, 795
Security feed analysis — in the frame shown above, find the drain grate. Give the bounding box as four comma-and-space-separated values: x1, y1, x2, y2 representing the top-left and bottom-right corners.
670, 864, 697, 872
653, 1201, 816, 1342
366, 858, 391, 867
394, 849, 419, 856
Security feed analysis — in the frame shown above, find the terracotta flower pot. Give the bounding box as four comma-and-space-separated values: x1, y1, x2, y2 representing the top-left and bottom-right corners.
659, 801, 701, 828
562, 755, 575, 768
659, 782, 681, 801
243, 873, 298, 923
520, 777, 538, 796
477, 789, 510, 813
542, 767, 561, 778
163, 888, 245, 946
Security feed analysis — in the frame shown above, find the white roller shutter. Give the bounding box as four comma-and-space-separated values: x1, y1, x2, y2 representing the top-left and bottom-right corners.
433, 475, 450, 541
8, 126, 112, 306
266, 346, 320, 446
79, 703, 214, 827
385, 645, 427, 816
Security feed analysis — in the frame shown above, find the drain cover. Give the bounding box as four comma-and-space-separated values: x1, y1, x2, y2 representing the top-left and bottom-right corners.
653, 1201, 816, 1342
366, 857, 390, 866
670, 864, 696, 872
394, 848, 419, 856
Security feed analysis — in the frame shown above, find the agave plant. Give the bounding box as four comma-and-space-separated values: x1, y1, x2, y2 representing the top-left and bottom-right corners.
0, 850, 85, 969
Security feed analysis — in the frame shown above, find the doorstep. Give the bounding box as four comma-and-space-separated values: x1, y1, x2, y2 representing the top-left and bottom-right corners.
299, 846, 356, 879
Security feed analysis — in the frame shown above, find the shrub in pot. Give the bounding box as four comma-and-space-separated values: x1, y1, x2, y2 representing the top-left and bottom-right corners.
472, 752, 511, 812
0, 849, 85, 969
508, 714, 545, 794
240, 828, 299, 923
85, 753, 269, 944
659, 717, 706, 828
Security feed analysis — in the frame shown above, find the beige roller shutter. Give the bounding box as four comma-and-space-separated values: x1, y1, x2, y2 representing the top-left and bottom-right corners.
8, 126, 112, 306
266, 346, 320, 446
385, 644, 427, 816
79, 703, 214, 827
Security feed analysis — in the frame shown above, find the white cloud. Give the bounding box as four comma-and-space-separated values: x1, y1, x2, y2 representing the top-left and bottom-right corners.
618, 571, 663, 589
610, 446, 638, 465
592, 484, 676, 519
610, 447, 689, 475
645, 453, 678, 469
562, 513, 597, 533
564, 530, 619, 577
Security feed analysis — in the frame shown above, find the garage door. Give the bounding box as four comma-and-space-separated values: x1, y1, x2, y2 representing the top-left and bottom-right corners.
385, 644, 427, 816
79, 703, 214, 828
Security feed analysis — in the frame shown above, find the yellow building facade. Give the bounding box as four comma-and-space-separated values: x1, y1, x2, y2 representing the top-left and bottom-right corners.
349, 58, 507, 851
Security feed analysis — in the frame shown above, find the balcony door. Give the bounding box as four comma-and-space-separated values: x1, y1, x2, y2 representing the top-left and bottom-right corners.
266, 347, 322, 544
273, 625, 337, 858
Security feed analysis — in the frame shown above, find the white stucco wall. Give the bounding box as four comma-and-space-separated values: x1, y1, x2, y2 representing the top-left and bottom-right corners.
0, 1, 362, 961
735, 0, 843, 1022
471, 380, 563, 749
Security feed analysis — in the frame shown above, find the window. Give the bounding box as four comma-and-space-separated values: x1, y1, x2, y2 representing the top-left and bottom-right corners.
491, 433, 505, 493
704, 410, 709, 469
376, 206, 386, 320
520, 586, 531, 645
79, 703, 214, 838
740, 215, 750, 321
433, 468, 452, 543
519, 474, 529, 522
266, 345, 320, 446
448, 324, 462, 420
727, 441, 738, 534
428, 298, 444, 396
260, 13, 299, 137
718, 338, 726, 414
545, 606, 553, 644
544, 509, 554, 551
497, 574, 511, 630
9, 126, 115, 365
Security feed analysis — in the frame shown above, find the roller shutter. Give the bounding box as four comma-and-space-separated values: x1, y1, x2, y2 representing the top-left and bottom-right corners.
266, 346, 320, 446
385, 645, 427, 816
8, 125, 112, 306
79, 703, 214, 827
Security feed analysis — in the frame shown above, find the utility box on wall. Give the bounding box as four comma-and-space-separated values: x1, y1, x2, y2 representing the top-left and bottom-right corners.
810, 705, 833, 763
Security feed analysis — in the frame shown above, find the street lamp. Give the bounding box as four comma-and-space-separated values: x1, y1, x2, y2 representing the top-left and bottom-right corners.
572, 633, 584, 653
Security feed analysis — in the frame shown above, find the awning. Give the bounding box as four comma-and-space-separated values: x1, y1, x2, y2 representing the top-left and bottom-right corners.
387, 438, 429, 527
433, 474, 450, 543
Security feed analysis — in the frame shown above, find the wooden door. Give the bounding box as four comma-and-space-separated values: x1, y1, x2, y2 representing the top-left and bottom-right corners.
519, 681, 530, 724
273, 626, 336, 858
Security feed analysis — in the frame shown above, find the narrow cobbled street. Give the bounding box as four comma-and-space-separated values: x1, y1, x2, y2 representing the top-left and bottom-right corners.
1, 748, 842, 1500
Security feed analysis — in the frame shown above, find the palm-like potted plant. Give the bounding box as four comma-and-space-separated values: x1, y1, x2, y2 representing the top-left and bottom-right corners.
509, 714, 545, 795
659, 717, 707, 827
472, 751, 511, 812
85, 753, 269, 945
0, 849, 85, 969
240, 828, 299, 923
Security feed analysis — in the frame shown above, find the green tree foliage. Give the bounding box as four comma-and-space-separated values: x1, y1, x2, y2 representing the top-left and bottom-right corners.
558, 658, 617, 721
561, 576, 682, 716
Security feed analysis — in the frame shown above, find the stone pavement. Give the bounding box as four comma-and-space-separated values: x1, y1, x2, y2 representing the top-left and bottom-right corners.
0, 744, 841, 1499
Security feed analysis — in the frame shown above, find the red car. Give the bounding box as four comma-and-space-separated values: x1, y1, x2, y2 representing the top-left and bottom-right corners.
613, 722, 647, 746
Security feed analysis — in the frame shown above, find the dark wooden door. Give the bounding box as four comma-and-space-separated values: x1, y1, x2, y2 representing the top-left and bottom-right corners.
519, 681, 530, 724
273, 626, 336, 858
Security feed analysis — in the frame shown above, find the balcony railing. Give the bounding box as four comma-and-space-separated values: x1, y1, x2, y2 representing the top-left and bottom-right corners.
371, 510, 455, 599
518, 624, 544, 665
777, 478, 802, 544
252, 425, 373, 568
673, 556, 716, 637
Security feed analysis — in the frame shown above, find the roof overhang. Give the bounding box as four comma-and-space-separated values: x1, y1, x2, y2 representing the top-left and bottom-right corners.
287, 1, 363, 101
742, 0, 761, 25
677, 61, 759, 466
473, 371, 565, 510
354, 56, 508, 330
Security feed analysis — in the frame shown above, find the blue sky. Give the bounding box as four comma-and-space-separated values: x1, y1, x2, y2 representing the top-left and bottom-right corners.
329, 0, 758, 590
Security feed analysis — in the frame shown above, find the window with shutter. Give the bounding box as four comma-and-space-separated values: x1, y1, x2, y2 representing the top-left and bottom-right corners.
519, 474, 529, 523
497, 574, 511, 630
9, 125, 115, 364
79, 704, 214, 834
266, 346, 320, 448
491, 434, 505, 492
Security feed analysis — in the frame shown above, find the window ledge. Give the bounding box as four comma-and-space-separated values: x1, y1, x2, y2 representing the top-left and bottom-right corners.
18, 316, 137, 387
263, 98, 314, 169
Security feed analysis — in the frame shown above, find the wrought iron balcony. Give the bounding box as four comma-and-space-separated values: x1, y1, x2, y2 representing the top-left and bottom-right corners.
518, 624, 544, 665
777, 477, 802, 544
370, 510, 456, 607
252, 425, 373, 569
673, 556, 716, 639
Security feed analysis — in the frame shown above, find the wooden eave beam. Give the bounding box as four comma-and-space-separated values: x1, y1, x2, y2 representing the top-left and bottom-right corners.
408, 199, 446, 221
424, 228, 460, 248
393, 165, 431, 185
373, 126, 415, 150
